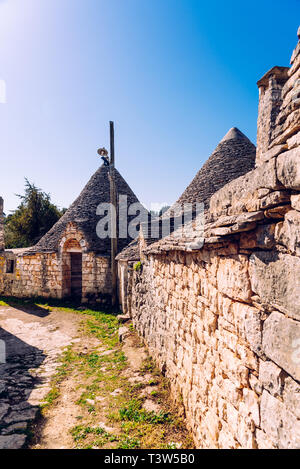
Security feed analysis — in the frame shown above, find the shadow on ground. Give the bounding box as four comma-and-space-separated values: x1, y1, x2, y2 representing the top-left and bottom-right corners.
0, 327, 46, 449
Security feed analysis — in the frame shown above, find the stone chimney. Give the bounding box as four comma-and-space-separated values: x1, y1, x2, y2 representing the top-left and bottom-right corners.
256, 66, 289, 165
0, 197, 4, 251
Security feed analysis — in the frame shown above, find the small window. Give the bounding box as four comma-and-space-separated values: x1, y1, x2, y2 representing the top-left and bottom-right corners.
6, 259, 15, 274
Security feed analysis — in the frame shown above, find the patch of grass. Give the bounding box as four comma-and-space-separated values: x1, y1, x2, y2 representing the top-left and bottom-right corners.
41, 386, 59, 409
71, 424, 118, 449
133, 261, 142, 272
71, 425, 109, 441
117, 436, 141, 449
140, 357, 156, 374
148, 379, 159, 386
118, 399, 172, 424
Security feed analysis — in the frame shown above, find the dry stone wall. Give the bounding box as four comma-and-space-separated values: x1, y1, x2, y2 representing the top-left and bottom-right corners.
121, 32, 300, 448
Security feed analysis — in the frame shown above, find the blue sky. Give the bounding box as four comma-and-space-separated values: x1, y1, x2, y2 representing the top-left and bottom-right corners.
0, 0, 299, 213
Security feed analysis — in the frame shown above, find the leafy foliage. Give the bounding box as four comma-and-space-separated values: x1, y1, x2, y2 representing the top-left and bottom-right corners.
4, 178, 66, 248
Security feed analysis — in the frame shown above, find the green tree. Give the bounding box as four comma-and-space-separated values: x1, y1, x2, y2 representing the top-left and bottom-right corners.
4, 179, 66, 249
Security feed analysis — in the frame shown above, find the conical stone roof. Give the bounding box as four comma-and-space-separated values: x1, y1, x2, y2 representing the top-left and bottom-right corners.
31, 164, 140, 255
139, 127, 257, 255
174, 127, 256, 210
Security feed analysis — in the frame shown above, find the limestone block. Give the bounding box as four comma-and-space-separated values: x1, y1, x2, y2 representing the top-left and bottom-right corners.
263, 312, 300, 381
259, 191, 290, 209
291, 194, 300, 211
219, 379, 242, 409
275, 210, 300, 255
218, 424, 237, 449
220, 348, 249, 388
260, 390, 283, 443
271, 109, 300, 146
217, 255, 251, 302
226, 402, 239, 434
255, 429, 277, 449
218, 297, 263, 355
240, 223, 276, 250
259, 360, 285, 397
257, 144, 287, 164
282, 376, 300, 419
249, 373, 263, 395
282, 66, 300, 98
236, 414, 256, 449
289, 50, 300, 77
277, 146, 300, 189
264, 204, 291, 219
239, 388, 260, 427
249, 251, 300, 320
290, 41, 300, 66
202, 409, 220, 446
210, 159, 281, 217
236, 343, 258, 371
210, 221, 257, 237
287, 130, 300, 149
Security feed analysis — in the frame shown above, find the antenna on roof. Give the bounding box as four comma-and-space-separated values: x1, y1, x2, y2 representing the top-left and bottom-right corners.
97, 122, 118, 309
109, 121, 118, 309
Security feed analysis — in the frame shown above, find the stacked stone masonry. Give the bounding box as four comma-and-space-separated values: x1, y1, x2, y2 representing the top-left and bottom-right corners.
118, 31, 300, 448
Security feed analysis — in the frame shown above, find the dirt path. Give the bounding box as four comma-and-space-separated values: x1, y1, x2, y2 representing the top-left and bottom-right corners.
0, 300, 194, 450
0, 303, 81, 449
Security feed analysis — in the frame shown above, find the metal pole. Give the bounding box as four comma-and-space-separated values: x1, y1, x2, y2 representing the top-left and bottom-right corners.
109, 121, 118, 308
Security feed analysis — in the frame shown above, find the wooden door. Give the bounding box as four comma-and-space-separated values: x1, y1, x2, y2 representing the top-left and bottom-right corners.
71, 253, 82, 298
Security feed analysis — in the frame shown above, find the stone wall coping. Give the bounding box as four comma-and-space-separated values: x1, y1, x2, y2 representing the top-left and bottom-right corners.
257, 66, 289, 88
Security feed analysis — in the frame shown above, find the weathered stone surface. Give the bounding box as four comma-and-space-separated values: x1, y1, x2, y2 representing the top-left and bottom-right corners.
117, 314, 131, 323
291, 40, 300, 65
277, 147, 300, 189
1, 421, 27, 435
118, 326, 130, 342
282, 376, 300, 419
210, 222, 256, 237
264, 204, 291, 219
275, 209, 300, 255
259, 191, 290, 209
287, 130, 300, 149
271, 108, 300, 146
288, 49, 300, 76
240, 224, 276, 250
259, 360, 285, 397
249, 251, 300, 320
255, 429, 276, 449
4, 407, 38, 425
209, 211, 264, 229
240, 388, 260, 427
258, 145, 287, 164
291, 194, 300, 211
260, 390, 283, 443
0, 434, 27, 449
0, 403, 10, 420
263, 312, 300, 381
279, 410, 300, 449
217, 255, 251, 302
210, 159, 281, 217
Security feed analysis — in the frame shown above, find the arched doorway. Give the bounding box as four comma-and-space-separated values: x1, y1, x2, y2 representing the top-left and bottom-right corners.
62, 238, 82, 298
